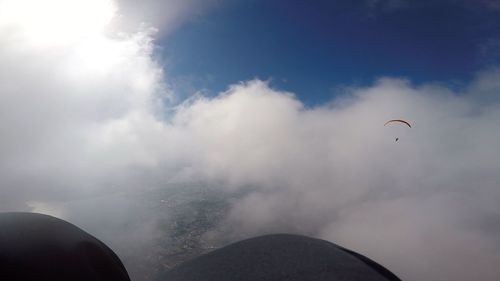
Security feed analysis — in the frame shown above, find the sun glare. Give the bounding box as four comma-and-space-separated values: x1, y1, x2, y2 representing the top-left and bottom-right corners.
0, 0, 116, 46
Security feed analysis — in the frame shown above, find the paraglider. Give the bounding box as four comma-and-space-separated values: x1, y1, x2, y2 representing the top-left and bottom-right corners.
384, 119, 411, 141
384, 119, 411, 128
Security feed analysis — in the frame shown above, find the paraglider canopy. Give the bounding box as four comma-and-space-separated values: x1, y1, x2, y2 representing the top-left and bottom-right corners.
384, 119, 411, 142
384, 119, 411, 128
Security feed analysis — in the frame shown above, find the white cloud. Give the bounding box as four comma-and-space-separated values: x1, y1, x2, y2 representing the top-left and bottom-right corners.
0, 0, 169, 206
26, 200, 66, 218
0, 0, 116, 48
114, 0, 222, 36
180, 78, 500, 281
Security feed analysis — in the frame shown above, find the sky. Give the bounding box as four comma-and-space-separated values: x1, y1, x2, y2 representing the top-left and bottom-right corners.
163, 0, 500, 104
1, 1, 500, 281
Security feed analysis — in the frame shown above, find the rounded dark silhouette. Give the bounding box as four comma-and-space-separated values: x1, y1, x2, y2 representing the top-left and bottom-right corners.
0, 212, 130, 281
160, 234, 401, 281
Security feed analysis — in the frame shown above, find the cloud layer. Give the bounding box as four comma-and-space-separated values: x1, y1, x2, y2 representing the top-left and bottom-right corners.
189, 78, 500, 281
1, 1, 500, 281
0, 0, 167, 207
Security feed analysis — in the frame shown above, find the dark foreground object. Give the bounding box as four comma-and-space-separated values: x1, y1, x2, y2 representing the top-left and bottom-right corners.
0, 213, 400, 281
0, 212, 130, 281
161, 234, 401, 281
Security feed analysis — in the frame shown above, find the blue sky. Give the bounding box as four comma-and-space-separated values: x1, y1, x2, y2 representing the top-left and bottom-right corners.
160, 0, 500, 105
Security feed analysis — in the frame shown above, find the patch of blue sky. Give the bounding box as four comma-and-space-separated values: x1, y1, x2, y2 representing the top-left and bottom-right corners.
159, 0, 500, 106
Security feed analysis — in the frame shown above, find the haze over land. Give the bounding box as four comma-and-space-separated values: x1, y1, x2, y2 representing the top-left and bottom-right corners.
1, 1, 500, 280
